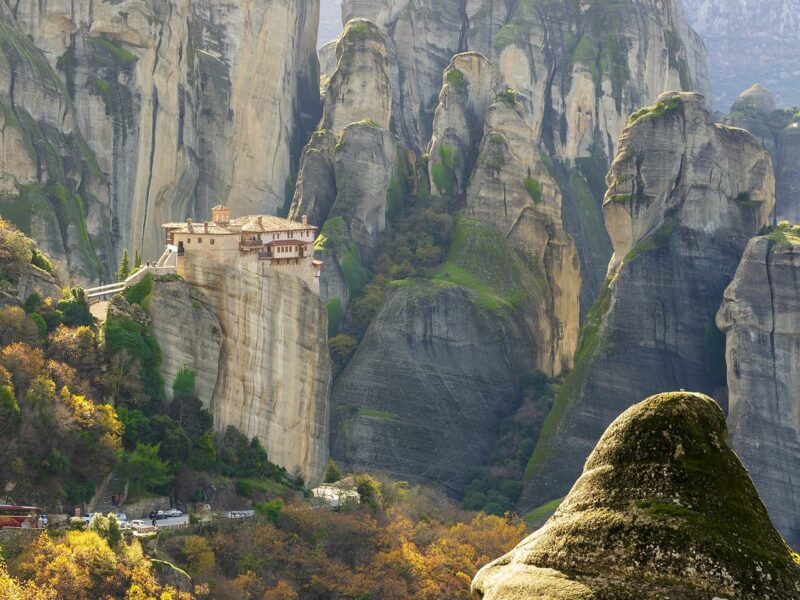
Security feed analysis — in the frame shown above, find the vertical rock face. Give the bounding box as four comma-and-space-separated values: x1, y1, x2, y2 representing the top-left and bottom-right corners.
520, 93, 774, 511
320, 19, 392, 133
682, 0, 800, 108
326, 47, 578, 491
291, 18, 401, 313
717, 234, 800, 548
4, 0, 321, 271
0, 4, 112, 282
150, 257, 332, 485
331, 282, 524, 493
726, 85, 800, 222
341, 0, 708, 311
148, 278, 222, 407
428, 53, 503, 202
342, 0, 708, 162
464, 98, 581, 375
473, 393, 800, 599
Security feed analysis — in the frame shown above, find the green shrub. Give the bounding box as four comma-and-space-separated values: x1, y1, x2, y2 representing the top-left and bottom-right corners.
355, 474, 383, 510
120, 442, 172, 495
30, 247, 55, 275
324, 459, 342, 484
329, 334, 358, 379
103, 313, 164, 404
0, 383, 19, 421
326, 298, 343, 337
497, 87, 519, 105
255, 499, 283, 524
172, 366, 196, 400
236, 479, 255, 498
29, 312, 46, 337
445, 68, 466, 88
523, 176, 542, 203
23, 292, 41, 313
58, 288, 94, 327
123, 272, 153, 307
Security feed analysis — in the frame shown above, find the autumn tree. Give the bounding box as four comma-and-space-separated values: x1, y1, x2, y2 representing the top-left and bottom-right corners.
0, 306, 41, 346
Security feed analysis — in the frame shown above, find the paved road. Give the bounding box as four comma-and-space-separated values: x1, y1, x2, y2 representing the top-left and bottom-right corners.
153, 515, 189, 528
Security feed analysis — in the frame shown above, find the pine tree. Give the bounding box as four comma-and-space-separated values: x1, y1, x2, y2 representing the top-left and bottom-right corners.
117, 249, 131, 281
324, 459, 342, 484
134, 249, 142, 270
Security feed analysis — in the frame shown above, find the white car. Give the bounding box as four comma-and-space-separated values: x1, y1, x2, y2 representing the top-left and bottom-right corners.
129, 520, 147, 530
164, 508, 183, 518
114, 513, 127, 522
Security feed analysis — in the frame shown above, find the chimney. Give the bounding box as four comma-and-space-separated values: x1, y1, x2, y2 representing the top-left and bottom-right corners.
302, 215, 308, 226
204, 222, 209, 233
258, 216, 263, 228
186, 218, 193, 233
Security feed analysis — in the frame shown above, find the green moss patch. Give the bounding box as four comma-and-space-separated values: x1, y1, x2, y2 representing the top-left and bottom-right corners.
766, 221, 800, 245
629, 95, 684, 125
624, 220, 677, 263
357, 407, 398, 420
315, 217, 370, 296
524, 498, 563, 529
525, 277, 612, 478
434, 218, 539, 316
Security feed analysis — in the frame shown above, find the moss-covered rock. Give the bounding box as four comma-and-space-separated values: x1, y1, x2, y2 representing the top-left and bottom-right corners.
473, 392, 800, 599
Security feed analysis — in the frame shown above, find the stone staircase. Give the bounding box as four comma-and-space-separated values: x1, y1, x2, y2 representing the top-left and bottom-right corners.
88, 471, 127, 516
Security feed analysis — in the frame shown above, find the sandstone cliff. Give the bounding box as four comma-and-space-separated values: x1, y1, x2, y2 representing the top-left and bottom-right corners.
466, 97, 580, 375
520, 93, 774, 511
342, 0, 708, 160
149, 260, 331, 485
290, 19, 403, 316
473, 393, 800, 599
4, 0, 320, 271
717, 231, 800, 549
683, 0, 800, 108
330, 281, 525, 493
148, 277, 221, 407
725, 85, 800, 222
0, 4, 112, 281
325, 47, 579, 491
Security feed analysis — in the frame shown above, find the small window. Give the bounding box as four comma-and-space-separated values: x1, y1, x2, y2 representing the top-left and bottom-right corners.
198, 238, 202, 243
210, 239, 215, 245
187, 239, 191, 244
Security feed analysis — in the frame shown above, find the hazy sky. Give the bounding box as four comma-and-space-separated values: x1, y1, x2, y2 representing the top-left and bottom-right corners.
319, 0, 343, 46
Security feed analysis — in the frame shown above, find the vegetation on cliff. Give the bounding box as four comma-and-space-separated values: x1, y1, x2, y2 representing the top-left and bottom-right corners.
0, 221, 300, 509
474, 393, 800, 598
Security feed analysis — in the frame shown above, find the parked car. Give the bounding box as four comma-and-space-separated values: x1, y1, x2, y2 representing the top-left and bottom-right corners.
164, 508, 183, 518
119, 521, 131, 530
129, 520, 147, 530
114, 513, 127, 522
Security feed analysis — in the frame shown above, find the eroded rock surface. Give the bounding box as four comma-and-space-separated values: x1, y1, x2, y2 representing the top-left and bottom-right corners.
5, 0, 321, 270
473, 393, 800, 599
717, 234, 800, 548
0, 4, 113, 281
152, 256, 332, 485
331, 282, 524, 493
148, 277, 222, 407
725, 85, 800, 222
291, 19, 403, 315
521, 93, 774, 510
342, 0, 708, 162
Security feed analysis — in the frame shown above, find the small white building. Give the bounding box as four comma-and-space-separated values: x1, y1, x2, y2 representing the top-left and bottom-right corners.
162, 206, 322, 292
